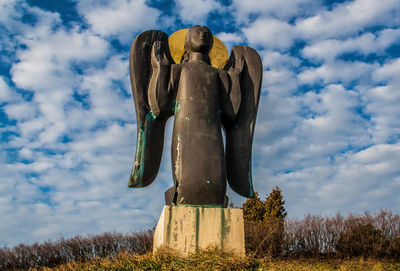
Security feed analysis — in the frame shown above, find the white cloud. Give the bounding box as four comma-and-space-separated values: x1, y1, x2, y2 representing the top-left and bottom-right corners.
243, 18, 298, 50
315, 143, 400, 213
18, 148, 33, 159
12, 27, 108, 91
373, 58, 400, 84
175, 0, 221, 25
263, 69, 298, 95
302, 29, 400, 62
231, 0, 318, 23
0, 77, 19, 103
296, 0, 400, 40
298, 60, 376, 86
252, 142, 400, 217
300, 84, 366, 141
216, 32, 242, 44
360, 59, 400, 143
8, 7, 109, 146
78, 55, 132, 122
77, 0, 159, 42
254, 83, 368, 172
216, 32, 243, 52
4, 101, 37, 121
0, 0, 22, 30
261, 50, 301, 70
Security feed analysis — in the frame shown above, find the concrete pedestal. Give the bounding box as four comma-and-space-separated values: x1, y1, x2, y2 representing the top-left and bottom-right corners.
153, 205, 245, 255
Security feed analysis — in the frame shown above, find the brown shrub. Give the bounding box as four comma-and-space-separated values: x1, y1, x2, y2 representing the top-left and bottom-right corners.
373, 210, 400, 258
283, 214, 345, 257
245, 210, 400, 259
282, 210, 400, 259
245, 218, 284, 258
337, 222, 387, 258
0, 229, 154, 270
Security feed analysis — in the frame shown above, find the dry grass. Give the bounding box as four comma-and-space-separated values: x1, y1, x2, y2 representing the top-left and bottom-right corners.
0, 230, 154, 270
258, 258, 400, 271
33, 247, 257, 271
29, 251, 400, 271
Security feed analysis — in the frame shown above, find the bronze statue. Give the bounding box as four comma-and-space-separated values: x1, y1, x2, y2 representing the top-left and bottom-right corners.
128, 26, 262, 207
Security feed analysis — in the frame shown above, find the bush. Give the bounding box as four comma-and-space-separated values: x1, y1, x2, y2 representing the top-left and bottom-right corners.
0, 229, 154, 270
244, 209, 400, 259
337, 223, 387, 258
242, 192, 266, 222
242, 187, 287, 223
282, 211, 400, 259
264, 186, 287, 220
245, 219, 284, 258
243, 187, 286, 258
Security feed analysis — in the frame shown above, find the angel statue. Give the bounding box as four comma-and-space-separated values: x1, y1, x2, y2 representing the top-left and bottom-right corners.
128, 26, 262, 207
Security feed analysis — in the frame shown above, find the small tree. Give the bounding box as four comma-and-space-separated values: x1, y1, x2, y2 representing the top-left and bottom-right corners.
242, 186, 287, 222
242, 192, 265, 222
242, 186, 287, 257
264, 186, 287, 221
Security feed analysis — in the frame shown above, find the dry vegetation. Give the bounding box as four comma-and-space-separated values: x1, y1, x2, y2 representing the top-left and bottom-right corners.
246, 210, 400, 259
1, 210, 400, 270
31, 250, 400, 271
0, 230, 153, 270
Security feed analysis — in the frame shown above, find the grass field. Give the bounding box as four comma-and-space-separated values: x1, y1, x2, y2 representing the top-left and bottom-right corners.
31, 249, 400, 271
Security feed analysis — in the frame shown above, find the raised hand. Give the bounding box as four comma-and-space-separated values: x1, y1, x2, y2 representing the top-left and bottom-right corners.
151, 41, 162, 70
151, 41, 169, 70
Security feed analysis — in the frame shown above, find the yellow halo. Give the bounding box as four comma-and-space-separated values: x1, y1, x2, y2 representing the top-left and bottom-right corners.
168, 28, 229, 69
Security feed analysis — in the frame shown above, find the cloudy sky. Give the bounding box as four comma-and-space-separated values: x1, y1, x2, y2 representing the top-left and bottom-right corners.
1, 0, 400, 246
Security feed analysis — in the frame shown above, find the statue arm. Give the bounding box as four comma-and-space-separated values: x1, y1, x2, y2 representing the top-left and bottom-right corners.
148, 41, 172, 117
226, 55, 243, 117
219, 66, 241, 122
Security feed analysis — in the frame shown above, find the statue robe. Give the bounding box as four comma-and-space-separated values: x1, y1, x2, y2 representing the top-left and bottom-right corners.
169, 61, 236, 206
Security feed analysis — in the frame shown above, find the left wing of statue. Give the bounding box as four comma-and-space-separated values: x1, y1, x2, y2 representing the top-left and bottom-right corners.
223, 46, 263, 198
128, 30, 174, 188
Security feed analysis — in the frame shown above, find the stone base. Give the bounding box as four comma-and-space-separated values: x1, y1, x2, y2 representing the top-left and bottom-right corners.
153, 205, 245, 255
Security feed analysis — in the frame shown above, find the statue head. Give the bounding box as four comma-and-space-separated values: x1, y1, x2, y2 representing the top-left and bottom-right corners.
184, 25, 213, 55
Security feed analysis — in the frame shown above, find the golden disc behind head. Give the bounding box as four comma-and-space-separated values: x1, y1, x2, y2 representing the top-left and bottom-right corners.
168, 28, 229, 69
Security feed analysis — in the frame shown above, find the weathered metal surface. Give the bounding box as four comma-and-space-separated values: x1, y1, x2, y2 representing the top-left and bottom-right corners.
129, 26, 262, 205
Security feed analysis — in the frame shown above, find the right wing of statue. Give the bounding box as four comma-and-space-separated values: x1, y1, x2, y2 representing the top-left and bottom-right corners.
128, 30, 174, 188
224, 46, 263, 198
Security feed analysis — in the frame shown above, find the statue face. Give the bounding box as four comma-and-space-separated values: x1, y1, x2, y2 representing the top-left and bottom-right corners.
184, 26, 213, 54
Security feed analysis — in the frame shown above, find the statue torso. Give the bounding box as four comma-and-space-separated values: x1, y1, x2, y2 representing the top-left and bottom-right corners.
170, 61, 227, 206
175, 62, 221, 127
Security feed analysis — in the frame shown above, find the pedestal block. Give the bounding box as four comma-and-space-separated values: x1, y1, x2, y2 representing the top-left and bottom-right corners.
153, 205, 245, 255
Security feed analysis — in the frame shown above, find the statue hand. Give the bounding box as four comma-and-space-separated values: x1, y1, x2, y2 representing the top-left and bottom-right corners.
151, 41, 161, 70
234, 55, 245, 73
228, 55, 245, 79
151, 41, 169, 70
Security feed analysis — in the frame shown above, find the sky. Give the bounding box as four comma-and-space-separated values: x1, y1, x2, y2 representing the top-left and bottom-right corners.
1, 0, 400, 246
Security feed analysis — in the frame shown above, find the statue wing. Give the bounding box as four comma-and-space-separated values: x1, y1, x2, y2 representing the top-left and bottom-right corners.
128, 30, 174, 188
224, 46, 263, 198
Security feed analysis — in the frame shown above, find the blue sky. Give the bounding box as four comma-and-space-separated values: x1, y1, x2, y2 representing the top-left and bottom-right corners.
1, 0, 400, 246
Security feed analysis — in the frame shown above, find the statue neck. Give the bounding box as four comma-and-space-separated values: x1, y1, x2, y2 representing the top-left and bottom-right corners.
187, 52, 207, 63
